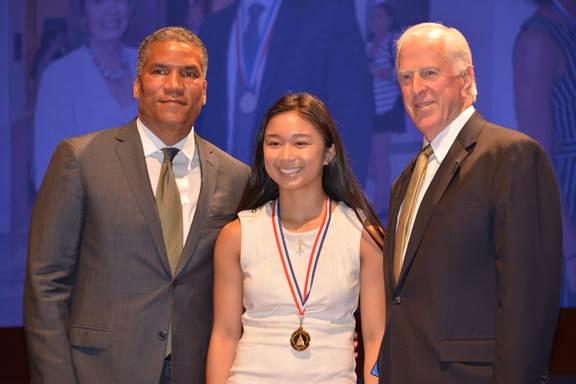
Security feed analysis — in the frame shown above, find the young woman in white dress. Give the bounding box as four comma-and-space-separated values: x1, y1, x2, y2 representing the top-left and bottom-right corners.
207, 93, 385, 383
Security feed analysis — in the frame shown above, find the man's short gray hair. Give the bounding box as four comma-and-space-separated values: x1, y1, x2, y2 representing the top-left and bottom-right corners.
396, 22, 478, 101
136, 26, 208, 77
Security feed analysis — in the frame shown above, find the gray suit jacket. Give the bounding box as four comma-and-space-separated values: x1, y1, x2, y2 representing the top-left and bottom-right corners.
24, 121, 249, 384
377, 112, 562, 384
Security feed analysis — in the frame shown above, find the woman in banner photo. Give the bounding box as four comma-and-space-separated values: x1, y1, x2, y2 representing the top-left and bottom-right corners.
514, 0, 576, 306
33, 0, 137, 188
366, 2, 404, 219
206, 93, 386, 383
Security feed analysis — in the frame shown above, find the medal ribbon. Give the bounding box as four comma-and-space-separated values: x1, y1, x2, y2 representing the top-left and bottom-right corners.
272, 196, 332, 316
235, 0, 281, 89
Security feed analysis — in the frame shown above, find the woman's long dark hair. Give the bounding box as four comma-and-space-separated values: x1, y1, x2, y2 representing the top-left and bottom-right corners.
238, 92, 384, 247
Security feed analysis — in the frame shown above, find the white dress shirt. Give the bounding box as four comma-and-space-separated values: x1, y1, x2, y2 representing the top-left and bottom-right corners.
398, 105, 476, 261
137, 118, 202, 244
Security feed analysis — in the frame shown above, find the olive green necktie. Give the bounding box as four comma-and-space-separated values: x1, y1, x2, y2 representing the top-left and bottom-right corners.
393, 144, 433, 283
156, 147, 183, 275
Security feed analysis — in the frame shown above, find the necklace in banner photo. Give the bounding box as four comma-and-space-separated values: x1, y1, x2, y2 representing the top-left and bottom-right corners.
272, 196, 332, 351
87, 46, 130, 81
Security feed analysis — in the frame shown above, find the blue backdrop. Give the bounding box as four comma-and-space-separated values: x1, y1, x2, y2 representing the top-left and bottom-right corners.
1, 0, 574, 327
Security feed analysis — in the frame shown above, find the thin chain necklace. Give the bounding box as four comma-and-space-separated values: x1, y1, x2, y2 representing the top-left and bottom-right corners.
87, 46, 130, 81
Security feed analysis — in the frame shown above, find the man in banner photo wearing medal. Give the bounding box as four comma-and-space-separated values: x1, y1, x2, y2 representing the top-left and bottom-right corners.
24, 27, 249, 384
198, 0, 374, 183
376, 23, 562, 383
206, 93, 385, 384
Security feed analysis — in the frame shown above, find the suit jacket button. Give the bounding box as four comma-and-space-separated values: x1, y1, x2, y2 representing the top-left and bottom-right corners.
158, 330, 168, 340
392, 296, 403, 305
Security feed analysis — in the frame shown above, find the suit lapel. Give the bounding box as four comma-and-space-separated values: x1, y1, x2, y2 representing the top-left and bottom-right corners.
114, 121, 171, 276
174, 134, 218, 276
394, 112, 485, 291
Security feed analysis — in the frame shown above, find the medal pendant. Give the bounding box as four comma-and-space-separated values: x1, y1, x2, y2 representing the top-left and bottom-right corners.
290, 326, 311, 351
239, 91, 257, 113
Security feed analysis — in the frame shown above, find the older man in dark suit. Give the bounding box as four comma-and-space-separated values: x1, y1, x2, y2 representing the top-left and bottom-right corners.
377, 22, 562, 383
24, 27, 249, 384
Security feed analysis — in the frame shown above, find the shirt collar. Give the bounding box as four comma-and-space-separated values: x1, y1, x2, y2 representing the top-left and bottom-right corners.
136, 118, 196, 165
240, 0, 274, 11
426, 105, 475, 163
239, 0, 276, 26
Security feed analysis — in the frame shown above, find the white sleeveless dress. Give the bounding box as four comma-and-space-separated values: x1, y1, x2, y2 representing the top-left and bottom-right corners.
228, 201, 363, 383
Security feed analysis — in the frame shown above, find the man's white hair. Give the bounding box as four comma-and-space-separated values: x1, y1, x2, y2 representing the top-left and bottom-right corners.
396, 22, 478, 101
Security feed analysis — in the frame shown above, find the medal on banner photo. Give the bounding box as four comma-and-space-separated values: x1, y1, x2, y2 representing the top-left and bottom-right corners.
239, 91, 258, 113
272, 196, 332, 351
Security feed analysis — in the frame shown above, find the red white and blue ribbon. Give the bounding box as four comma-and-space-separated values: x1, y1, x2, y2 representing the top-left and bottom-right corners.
272, 196, 332, 317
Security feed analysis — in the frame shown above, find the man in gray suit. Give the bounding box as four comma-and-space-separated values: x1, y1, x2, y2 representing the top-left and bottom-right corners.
24, 27, 249, 384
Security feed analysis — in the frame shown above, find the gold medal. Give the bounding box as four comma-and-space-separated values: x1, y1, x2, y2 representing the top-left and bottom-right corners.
290, 326, 311, 351
239, 91, 257, 113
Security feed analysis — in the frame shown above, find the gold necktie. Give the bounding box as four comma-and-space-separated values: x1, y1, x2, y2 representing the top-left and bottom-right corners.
156, 147, 183, 275
393, 144, 433, 283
